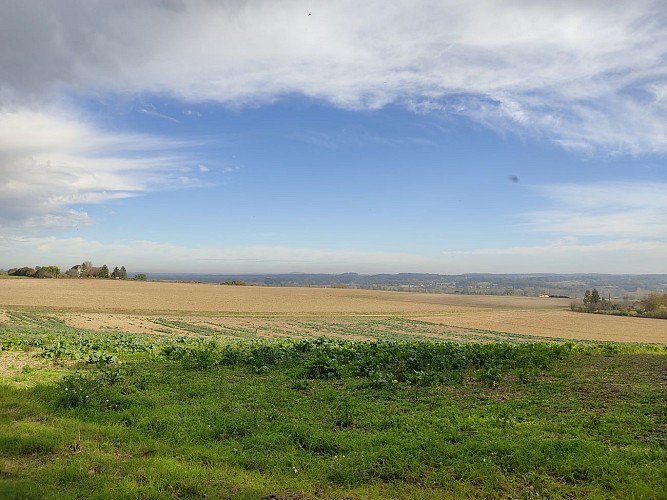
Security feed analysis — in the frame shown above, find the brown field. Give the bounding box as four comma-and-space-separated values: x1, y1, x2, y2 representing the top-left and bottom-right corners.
0, 278, 568, 314
415, 310, 667, 344
1, 279, 665, 344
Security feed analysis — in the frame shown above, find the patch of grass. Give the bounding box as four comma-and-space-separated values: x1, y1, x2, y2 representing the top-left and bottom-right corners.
0, 321, 665, 498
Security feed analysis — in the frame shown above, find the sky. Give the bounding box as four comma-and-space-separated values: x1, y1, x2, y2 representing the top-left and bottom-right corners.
1, 0, 666, 275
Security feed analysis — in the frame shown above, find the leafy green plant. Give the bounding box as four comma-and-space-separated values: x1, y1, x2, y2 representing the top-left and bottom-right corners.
303, 353, 341, 379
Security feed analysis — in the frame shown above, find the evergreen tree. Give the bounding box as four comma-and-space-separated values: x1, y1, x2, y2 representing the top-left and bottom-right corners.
119, 266, 127, 279
112, 266, 120, 279
583, 290, 592, 305
591, 288, 601, 304
98, 265, 110, 278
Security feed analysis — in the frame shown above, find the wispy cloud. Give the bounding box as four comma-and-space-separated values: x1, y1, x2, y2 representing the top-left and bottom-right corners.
0, 109, 202, 231
526, 182, 667, 239
441, 181, 667, 272
138, 104, 179, 123
1, 1, 666, 153
441, 239, 667, 273
0, 236, 436, 274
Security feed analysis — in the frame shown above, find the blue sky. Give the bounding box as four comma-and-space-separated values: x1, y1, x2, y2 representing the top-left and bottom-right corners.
1, 1, 666, 274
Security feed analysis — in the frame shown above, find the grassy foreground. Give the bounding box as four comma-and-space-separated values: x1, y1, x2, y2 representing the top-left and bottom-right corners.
0, 323, 665, 498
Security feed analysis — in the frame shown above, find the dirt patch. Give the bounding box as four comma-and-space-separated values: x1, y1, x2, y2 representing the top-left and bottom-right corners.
62, 313, 165, 336
0, 350, 72, 385
0, 351, 38, 378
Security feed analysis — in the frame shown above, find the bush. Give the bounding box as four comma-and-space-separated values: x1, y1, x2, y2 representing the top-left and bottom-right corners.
641, 293, 667, 318
8, 267, 36, 277
34, 265, 60, 278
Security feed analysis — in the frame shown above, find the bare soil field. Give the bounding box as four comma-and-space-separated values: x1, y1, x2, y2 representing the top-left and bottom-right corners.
416, 310, 667, 344
0, 279, 568, 314
1, 279, 665, 343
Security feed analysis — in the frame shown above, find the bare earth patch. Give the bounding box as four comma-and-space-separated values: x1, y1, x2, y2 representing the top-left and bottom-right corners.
63, 313, 163, 336
0, 351, 72, 387
415, 309, 667, 344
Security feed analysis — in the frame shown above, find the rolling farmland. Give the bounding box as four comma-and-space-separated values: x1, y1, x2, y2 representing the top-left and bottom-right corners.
0, 279, 665, 344
1, 279, 665, 498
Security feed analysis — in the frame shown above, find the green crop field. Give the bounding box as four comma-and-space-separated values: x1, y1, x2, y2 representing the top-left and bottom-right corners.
1, 309, 666, 499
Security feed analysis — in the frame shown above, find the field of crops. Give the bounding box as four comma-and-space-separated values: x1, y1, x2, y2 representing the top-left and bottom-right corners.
1, 280, 666, 497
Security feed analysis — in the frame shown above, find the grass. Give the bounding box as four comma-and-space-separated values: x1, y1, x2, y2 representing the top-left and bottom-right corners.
1, 317, 666, 498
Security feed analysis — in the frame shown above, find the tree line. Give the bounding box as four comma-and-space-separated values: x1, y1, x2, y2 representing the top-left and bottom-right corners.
571, 288, 667, 319
7, 265, 62, 279
6, 262, 147, 281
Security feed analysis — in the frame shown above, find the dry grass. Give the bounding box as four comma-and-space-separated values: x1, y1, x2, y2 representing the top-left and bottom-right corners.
1, 279, 665, 343
0, 351, 73, 387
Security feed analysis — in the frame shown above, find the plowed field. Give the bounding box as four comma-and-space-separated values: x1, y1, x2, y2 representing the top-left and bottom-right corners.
1, 279, 665, 343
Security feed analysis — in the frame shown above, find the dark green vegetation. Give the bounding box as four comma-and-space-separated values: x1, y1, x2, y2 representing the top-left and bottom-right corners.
1, 317, 665, 498
6, 266, 61, 279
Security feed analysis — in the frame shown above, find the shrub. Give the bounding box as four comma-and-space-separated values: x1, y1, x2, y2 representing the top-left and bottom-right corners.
8, 267, 36, 277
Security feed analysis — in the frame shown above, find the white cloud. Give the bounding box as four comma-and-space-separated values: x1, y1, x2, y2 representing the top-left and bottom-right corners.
526, 182, 667, 239
1, 0, 666, 153
0, 108, 200, 231
3, 231, 664, 275
2, 2, 667, 274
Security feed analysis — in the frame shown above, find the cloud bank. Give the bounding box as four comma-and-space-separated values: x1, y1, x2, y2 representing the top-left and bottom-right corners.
0, 109, 198, 231
2, 0, 666, 153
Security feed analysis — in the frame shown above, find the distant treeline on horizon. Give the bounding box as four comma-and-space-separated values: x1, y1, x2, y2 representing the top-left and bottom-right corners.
141, 272, 667, 298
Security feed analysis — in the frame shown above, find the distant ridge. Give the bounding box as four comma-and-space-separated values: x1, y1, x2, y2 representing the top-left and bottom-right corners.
134, 272, 667, 298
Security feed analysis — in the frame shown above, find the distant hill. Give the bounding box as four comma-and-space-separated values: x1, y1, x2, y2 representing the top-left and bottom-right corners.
133, 272, 667, 299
